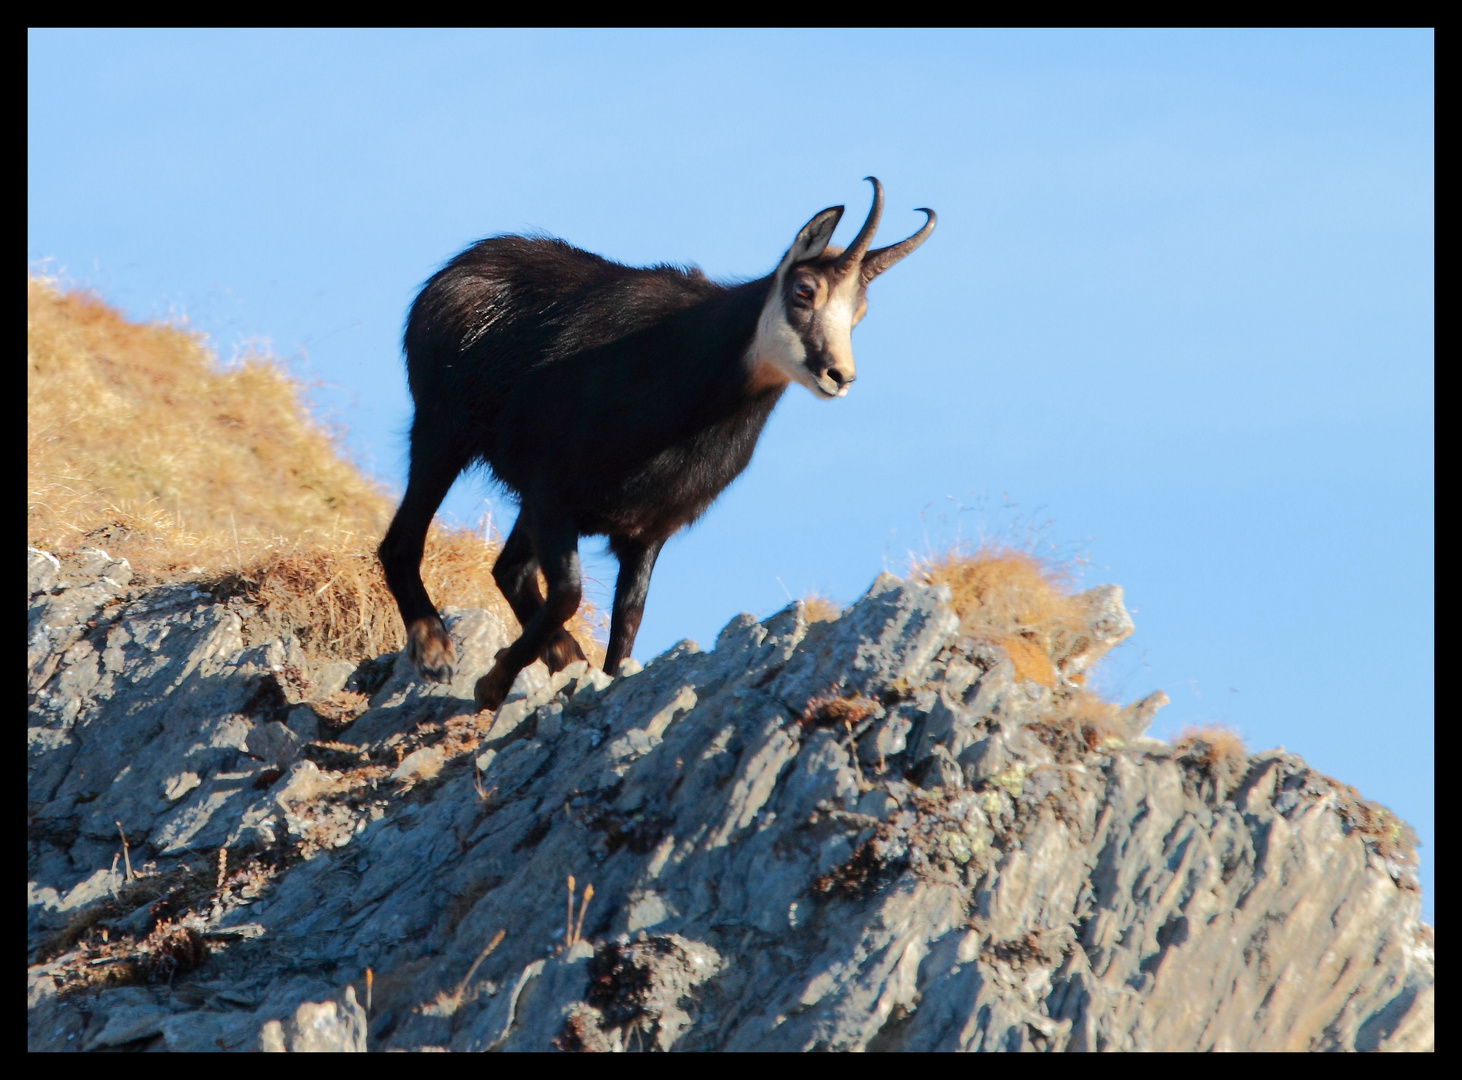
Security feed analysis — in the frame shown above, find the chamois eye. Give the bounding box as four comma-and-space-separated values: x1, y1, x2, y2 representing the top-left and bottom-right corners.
793, 280, 816, 304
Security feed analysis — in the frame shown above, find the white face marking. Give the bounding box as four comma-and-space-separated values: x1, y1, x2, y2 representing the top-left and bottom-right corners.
746, 256, 861, 399
748, 279, 815, 392
819, 286, 859, 394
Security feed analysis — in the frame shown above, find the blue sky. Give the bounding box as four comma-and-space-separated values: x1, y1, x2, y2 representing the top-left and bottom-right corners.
28, 29, 1433, 917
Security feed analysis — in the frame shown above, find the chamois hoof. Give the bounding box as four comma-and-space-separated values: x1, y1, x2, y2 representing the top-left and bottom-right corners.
405, 617, 455, 684
540, 630, 587, 673
474, 663, 516, 713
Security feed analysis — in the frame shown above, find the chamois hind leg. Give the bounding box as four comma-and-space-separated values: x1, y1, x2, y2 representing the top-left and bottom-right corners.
378, 439, 467, 683
604, 535, 664, 674
492, 518, 587, 674
476, 508, 583, 712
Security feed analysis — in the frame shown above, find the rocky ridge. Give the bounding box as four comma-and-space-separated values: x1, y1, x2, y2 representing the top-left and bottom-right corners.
27, 547, 1434, 1051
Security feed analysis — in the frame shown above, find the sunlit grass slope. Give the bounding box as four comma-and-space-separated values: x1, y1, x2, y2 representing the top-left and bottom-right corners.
27, 277, 600, 663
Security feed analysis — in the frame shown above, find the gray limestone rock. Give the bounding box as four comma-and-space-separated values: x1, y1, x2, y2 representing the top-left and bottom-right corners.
259, 985, 368, 1052
26, 551, 1433, 1052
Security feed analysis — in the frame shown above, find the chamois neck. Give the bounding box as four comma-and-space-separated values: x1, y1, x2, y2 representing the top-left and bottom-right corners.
699, 275, 782, 400
623, 274, 780, 451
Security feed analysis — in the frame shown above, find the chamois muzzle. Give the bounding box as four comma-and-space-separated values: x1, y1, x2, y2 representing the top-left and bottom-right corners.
806, 349, 856, 398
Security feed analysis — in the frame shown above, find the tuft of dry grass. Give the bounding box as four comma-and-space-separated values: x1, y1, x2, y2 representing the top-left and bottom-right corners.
135, 916, 210, 982
1174, 726, 1248, 770
913, 544, 1171, 765
27, 277, 600, 664
1331, 783, 1418, 866
419, 928, 506, 1018
800, 693, 878, 731
1066, 693, 1125, 752
801, 592, 841, 624
912, 546, 1088, 687
1174, 726, 1249, 799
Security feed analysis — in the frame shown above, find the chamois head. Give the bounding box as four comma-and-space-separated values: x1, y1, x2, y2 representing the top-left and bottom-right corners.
750, 177, 936, 398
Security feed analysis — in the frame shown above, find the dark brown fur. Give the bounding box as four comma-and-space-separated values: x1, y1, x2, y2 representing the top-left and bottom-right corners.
379, 237, 786, 708
378, 183, 933, 711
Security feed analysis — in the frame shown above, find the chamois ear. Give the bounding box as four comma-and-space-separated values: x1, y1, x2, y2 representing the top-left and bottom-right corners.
784, 206, 844, 267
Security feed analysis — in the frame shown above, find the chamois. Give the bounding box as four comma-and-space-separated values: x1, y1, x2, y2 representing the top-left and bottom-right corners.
378, 178, 935, 712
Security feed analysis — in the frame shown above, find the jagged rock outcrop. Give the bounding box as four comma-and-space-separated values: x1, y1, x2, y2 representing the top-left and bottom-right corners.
27, 548, 1433, 1051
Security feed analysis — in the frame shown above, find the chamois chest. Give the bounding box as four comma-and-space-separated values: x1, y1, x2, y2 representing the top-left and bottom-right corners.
573, 385, 783, 541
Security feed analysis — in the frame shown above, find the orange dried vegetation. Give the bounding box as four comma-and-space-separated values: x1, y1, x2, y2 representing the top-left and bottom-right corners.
1066, 693, 1125, 751
27, 277, 601, 663
801, 592, 842, 624
1174, 726, 1248, 774
912, 546, 1088, 687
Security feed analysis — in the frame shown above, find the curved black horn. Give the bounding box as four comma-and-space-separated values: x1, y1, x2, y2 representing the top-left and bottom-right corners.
859, 208, 936, 283
835, 177, 884, 275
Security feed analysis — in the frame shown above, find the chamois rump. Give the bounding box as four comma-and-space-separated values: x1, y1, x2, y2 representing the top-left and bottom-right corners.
378, 178, 936, 711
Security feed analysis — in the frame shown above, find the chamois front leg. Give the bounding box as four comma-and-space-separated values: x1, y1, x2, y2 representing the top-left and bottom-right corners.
604, 535, 664, 674
476, 512, 583, 712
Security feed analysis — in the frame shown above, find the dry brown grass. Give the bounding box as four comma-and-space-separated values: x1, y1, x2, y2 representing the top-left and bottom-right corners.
1174, 726, 1248, 770
1331, 782, 1418, 866
912, 546, 1089, 687
27, 277, 600, 663
799, 693, 878, 731
801, 592, 841, 624
28, 277, 390, 556
914, 544, 1156, 761
1174, 726, 1249, 798
1066, 693, 1125, 751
